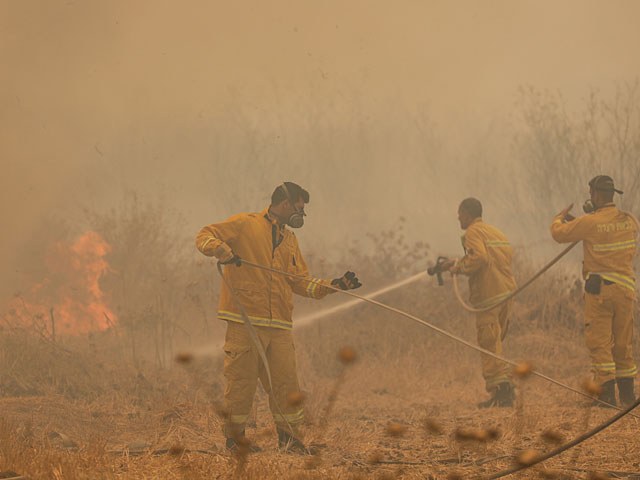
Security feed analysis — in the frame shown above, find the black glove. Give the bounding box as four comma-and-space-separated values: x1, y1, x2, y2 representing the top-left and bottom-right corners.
220, 254, 242, 267
331, 271, 362, 290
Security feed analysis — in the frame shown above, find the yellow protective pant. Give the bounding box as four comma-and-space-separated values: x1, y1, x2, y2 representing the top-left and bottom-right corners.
476, 300, 512, 392
222, 321, 303, 437
584, 282, 637, 385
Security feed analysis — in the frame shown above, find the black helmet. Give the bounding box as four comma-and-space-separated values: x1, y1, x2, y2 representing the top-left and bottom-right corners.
588, 175, 623, 194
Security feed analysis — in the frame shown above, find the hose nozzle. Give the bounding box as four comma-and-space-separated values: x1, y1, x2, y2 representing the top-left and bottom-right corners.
427, 256, 448, 286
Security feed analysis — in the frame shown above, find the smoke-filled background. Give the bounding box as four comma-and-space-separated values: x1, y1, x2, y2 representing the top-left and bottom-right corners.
2, 2, 640, 478
3, 0, 640, 277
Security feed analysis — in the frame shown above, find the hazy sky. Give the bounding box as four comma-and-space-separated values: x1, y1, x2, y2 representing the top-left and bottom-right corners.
2, 0, 640, 291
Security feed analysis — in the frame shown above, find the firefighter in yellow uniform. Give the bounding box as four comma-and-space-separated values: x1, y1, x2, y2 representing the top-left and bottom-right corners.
441, 198, 518, 408
551, 175, 637, 407
196, 182, 361, 453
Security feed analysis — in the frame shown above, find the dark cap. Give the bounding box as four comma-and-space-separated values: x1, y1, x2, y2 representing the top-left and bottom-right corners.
589, 175, 623, 194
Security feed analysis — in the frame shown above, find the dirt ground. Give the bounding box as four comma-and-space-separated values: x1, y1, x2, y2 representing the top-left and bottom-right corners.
1, 276, 639, 479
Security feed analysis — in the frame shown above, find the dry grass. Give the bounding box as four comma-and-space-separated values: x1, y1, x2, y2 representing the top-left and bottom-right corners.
1, 254, 639, 479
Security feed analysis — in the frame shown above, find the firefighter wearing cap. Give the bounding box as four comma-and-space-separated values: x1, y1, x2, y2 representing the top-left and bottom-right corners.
441, 198, 518, 408
551, 175, 637, 407
196, 182, 361, 454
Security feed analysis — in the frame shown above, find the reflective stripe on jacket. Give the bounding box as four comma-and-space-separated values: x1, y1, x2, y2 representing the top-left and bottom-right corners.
196, 207, 334, 330
451, 218, 517, 307
550, 204, 637, 293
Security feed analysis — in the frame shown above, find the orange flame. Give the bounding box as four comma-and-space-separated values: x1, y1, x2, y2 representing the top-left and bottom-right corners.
3, 231, 116, 335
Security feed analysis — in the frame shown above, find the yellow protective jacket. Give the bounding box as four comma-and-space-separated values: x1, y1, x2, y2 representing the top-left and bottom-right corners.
550, 203, 637, 294
451, 218, 517, 308
196, 207, 334, 330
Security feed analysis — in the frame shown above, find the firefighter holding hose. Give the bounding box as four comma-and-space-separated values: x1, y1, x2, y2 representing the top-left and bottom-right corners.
551, 175, 637, 407
196, 182, 361, 454
439, 198, 518, 408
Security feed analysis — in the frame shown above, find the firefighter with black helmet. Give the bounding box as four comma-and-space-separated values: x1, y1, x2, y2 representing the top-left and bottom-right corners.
551, 175, 637, 407
196, 182, 361, 454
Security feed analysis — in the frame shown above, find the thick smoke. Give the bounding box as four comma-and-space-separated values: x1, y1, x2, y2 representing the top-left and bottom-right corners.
2, 1, 640, 302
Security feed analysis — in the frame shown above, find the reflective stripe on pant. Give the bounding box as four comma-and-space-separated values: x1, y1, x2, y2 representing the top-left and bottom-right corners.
584, 283, 637, 385
476, 299, 512, 392
222, 321, 303, 437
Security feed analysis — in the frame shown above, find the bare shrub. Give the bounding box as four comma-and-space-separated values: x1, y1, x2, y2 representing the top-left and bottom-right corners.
512, 81, 640, 232
84, 192, 222, 366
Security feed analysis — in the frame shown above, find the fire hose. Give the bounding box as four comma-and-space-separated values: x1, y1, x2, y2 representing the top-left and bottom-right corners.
448, 209, 640, 313
451, 241, 579, 313
216, 263, 297, 438
221, 258, 638, 416
219, 254, 639, 476
483, 394, 640, 479
215, 213, 640, 473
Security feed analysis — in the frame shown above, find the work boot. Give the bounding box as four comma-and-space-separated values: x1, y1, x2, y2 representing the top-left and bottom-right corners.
277, 427, 312, 455
589, 379, 617, 408
225, 430, 262, 454
616, 378, 636, 407
477, 382, 515, 409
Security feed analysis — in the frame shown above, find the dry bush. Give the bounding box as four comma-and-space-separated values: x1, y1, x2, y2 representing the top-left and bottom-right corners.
0, 328, 202, 407
297, 219, 441, 379
84, 192, 225, 367
512, 81, 640, 233
0, 331, 105, 398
